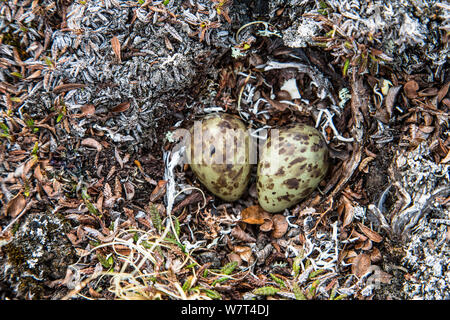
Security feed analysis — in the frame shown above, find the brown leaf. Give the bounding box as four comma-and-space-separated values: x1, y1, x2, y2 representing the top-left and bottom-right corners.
34, 165, 44, 182
150, 180, 167, 202
164, 36, 174, 51
111, 36, 121, 63
418, 87, 438, 97
418, 125, 435, 134
114, 176, 122, 199
357, 222, 383, 243
111, 101, 130, 113
23, 156, 38, 179
361, 239, 373, 251
233, 245, 253, 263
358, 156, 375, 172
271, 214, 288, 239
341, 196, 354, 228
369, 247, 383, 263
349, 229, 368, 242
123, 207, 136, 226
123, 181, 135, 200
241, 205, 266, 225
437, 81, 450, 103
441, 149, 450, 164
351, 253, 371, 277
53, 83, 86, 94
81, 138, 103, 152
404, 80, 419, 99
73, 104, 96, 118
26, 70, 42, 80
227, 253, 242, 266
114, 147, 123, 168
89, 287, 104, 299
103, 183, 115, 208
443, 98, 450, 108
172, 192, 203, 214
231, 225, 256, 242
66, 214, 98, 226
384, 86, 401, 119
375, 269, 393, 284
5, 193, 26, 218
259, 216, 273, 232
42, 184, 55, 197
261, 91, 289, 111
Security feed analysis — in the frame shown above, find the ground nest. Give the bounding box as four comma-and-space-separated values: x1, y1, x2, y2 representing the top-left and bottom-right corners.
0, 0, 449, 300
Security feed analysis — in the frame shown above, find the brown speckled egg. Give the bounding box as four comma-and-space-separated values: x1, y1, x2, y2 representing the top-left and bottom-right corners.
257, 124, 329, 212
187, 113, 251, 201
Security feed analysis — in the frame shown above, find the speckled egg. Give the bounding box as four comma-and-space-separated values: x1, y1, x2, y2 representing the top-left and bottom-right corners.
187, 113, 251, 201
257, 124, 329, 212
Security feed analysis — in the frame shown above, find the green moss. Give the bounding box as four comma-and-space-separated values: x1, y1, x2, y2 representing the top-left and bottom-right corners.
16, 277, 46, 300
4, 243, 26, 268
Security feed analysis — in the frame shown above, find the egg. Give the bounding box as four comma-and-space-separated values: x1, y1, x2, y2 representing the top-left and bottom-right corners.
187, 113, 252, 201
257, 124, 329, 212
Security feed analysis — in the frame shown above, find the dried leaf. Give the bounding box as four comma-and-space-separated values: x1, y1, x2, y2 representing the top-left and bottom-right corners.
23, 156, 38, 178
111, 36, 121, 63
361, 239, 373, 251
357, 222, 383, 243
26, 70, 42, 80
73, 104, 95, 118
437, 81, 450, 103
103, 183, 115, 208
341, 196, 354, 228
384, 86, 402, 120
418, 87, 438, 97
231, 225, 256, 242
150, 180, 167, 202
81, 138, 103, 152
349, 229, 368, 242
404, 80, 419, 99
261, 91, 289, 111
233, 245, 253, 262
114, 176, 122, 199
441, 149, 450, 164
259, 217, 273, 232
376, 270, 393, 284
358, 156, 375, 172
123, 181, 135, 200
271, 214, 288, 239
351, 253, 371, 277
418, 125, 435, 134
66, 214, 98, 226
34, 165, 44, 182
369, 247, 383, 263
241, 205, 266, 224
442, 98, 450, 108
53, 83, 86, 94
114, 147, 123, 168
111, 101, 130, 113
227, 253, 242, 266
6, 193, 26, 218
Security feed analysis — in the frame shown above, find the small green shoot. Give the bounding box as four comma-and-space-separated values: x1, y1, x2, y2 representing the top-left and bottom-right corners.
270, 273, 286, 288
253, 286, 279, 296
220, 261, 237, 275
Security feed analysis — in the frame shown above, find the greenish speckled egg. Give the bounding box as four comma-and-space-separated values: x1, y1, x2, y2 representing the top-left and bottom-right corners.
257, 124, 329, 212
187, 113, 251, 202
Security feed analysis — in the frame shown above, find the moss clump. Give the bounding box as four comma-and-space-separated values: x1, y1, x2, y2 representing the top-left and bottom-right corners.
1, 213, 76, 299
